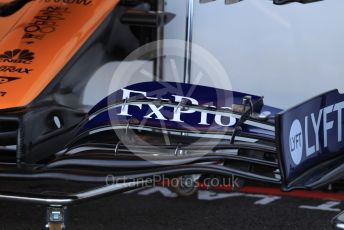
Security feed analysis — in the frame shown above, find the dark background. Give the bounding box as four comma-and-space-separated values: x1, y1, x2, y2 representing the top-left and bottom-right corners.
0, 188, 339, 230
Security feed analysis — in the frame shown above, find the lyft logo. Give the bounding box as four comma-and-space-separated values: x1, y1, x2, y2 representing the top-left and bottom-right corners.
289, 119, 303, 165
289, 101, 344, 166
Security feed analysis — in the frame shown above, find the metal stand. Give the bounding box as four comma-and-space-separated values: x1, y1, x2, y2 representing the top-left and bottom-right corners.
46, 206, 67, 230
183, 0, 194, 84
154, 0, 165, 81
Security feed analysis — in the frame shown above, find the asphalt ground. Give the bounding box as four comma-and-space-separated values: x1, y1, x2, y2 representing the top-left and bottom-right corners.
0, 186, 342, 230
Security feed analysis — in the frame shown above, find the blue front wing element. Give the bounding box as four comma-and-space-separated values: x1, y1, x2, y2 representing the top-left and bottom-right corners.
82, 81, 281, 139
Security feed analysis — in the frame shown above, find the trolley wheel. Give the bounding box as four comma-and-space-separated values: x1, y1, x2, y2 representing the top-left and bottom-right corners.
48, 222, 64, 230
46, 206, 66, 230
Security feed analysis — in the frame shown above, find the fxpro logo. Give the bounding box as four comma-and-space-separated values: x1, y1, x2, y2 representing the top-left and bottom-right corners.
289, 101, 344, 165
117, 89, 236, 127
0, 49, 35, 64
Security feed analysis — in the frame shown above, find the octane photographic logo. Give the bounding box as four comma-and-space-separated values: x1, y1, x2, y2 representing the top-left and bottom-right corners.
0, 49, 35, 64
107, 39, 233, 165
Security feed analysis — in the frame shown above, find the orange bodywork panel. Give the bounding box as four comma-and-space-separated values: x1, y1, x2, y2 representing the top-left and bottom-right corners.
0, 0, 119, 110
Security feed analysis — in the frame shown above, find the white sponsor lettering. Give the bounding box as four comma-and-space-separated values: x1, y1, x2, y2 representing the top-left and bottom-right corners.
324, 105, 335, 148
118, 89, 146, 116
334, 102, 344, 142
144, 105, 167, 120
171, 95, 198, 122
214, 107, 236, 127
118, 89, 238, 127
289, 100, 344, 165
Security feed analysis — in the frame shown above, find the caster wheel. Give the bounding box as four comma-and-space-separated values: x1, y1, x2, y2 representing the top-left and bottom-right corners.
46, 206, 66, 230
48, 222, 64, 230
